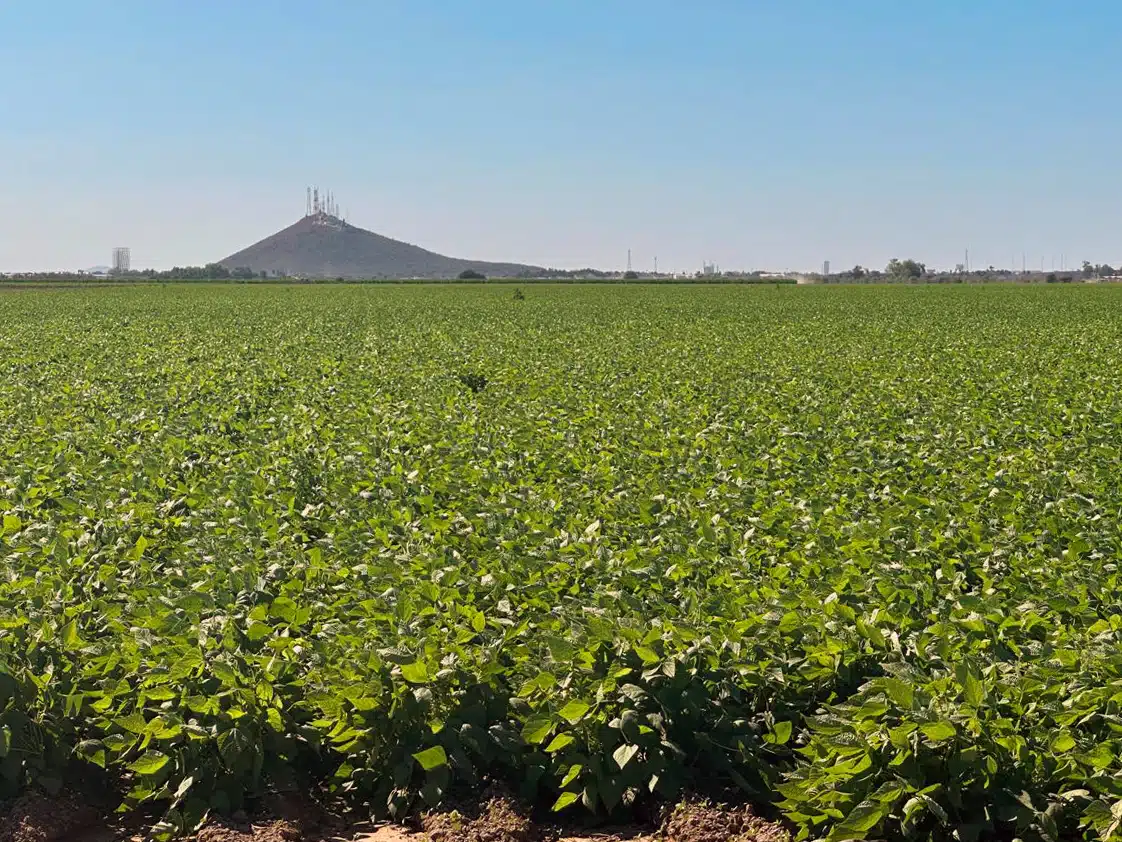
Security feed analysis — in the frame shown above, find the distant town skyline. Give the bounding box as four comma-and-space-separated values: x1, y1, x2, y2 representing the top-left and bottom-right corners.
3, 1, 1122, 273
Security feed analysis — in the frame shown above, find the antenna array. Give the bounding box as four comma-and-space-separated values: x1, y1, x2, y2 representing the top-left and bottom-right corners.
306, 186, 343, 220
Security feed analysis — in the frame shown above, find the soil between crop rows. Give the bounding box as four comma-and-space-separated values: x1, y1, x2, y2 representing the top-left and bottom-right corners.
0, 791, 788, 842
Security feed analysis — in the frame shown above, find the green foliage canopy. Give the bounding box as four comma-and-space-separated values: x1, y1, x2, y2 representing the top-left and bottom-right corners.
0, 284, 1121, 840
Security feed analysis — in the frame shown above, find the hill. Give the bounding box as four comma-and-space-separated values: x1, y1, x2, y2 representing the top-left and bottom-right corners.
218, 213, 545, 279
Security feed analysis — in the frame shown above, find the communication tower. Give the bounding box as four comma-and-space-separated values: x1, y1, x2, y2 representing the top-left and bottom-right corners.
306, 186, 342, 220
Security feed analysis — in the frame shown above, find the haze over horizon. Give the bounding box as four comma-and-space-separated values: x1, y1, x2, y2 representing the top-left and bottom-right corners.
3, 1, 1122, 274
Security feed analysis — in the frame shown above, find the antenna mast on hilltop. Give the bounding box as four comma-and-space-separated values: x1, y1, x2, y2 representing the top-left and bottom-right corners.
306, 185, 343, 220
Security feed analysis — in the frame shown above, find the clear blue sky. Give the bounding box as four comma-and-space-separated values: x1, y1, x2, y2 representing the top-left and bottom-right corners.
2, 1, 1120, 273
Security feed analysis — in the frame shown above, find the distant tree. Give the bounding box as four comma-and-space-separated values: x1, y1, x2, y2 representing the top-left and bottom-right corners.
1046, 273, 1059, 283
260, 270, 268, 279
850, 265, 866, 280
1082, 261, 1115, 279
622, 270, 639, 280
458, 269, 486, 280
886, 258, 926, 280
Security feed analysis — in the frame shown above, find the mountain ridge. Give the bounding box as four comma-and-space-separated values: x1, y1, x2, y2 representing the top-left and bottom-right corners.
218, 213, 545, 279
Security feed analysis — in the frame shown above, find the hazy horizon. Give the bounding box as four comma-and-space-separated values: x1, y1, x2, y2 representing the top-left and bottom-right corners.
4, 1, 1122, 274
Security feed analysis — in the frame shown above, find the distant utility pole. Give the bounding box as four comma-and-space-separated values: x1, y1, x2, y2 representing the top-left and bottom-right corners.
627, 249, 632, 272
654, 256, 658, 274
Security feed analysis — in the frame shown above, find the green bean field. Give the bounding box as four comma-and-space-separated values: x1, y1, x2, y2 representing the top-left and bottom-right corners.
3, 283, 1122, 841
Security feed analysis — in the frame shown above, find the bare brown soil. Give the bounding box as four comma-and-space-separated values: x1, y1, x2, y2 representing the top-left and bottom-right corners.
196, 819, 301, 842
0, 792, 100, 842
420, 791, 536, 842
658, 802, 790, 842
0, 790, 788, 842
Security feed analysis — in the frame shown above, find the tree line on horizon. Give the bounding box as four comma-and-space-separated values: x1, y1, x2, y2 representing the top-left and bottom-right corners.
3, 259, 1119, 284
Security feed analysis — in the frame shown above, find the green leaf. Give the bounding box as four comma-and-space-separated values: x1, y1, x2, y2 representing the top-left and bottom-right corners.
612, 743, 639, 769
883, 678, 914, 709
558, 700, 591, 725
522, 718, 553, 745
75, 739, 106, 768
767, 720, 793, 745
921, 721, 957, 743
1051, 732, 1077, 753
545, 734, 575, 753
552, 791, 580, 812
210, 661, 239, 687
827, 799, 890, 841
401, 661, 430, 684
268, 597, 298, 624
2, 514, 21, 534
115, 713, 149, 734
129, 750, 170, 776
956, 663, 985, 707
60, 620, 82, 649
412, 746, 448, 771
561, 763, 583, 786
174, 776, 195, 799
471, 611, 486, 632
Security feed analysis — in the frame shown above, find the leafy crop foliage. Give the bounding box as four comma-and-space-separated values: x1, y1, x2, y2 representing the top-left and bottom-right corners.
2, 284, 1122, 840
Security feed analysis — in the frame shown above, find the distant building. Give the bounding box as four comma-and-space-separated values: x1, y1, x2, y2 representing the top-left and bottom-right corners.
112, 247, 131, 274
